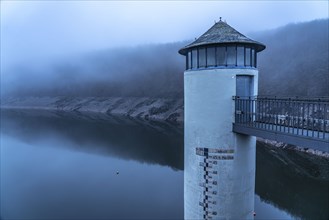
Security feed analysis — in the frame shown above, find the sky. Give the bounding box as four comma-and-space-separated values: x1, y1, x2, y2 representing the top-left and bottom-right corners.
1, 0, 328, 69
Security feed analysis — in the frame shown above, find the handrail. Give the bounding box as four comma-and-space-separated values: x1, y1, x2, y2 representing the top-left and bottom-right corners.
233, 96, 329, 102
233, 96, 329, 141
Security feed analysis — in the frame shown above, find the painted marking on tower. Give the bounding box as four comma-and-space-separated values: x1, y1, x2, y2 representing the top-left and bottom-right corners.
196, 147, 235, 219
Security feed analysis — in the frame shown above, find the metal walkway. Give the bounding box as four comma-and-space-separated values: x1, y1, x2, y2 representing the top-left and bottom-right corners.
233, 96, 329, 152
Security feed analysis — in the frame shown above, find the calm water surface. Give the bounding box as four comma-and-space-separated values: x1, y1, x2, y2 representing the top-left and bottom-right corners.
1, 110, 328, 219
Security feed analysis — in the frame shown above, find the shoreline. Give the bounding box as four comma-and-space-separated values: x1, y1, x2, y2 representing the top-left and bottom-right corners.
1, 96, 328, 157
256, 138, 329, 158
1, 96, 184, 123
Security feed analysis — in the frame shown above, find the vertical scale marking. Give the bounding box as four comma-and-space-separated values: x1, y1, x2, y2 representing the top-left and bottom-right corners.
196, 147, 234, 219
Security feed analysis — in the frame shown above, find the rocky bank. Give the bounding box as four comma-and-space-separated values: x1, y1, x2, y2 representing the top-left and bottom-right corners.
1, 96, 184, 123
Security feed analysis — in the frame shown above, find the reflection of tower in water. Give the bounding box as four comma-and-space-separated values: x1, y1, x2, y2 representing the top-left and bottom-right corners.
178, 19, 265, 219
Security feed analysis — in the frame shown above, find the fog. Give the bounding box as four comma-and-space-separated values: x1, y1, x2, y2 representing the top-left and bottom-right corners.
1, 42, 186, 97
2, 1, 328, 66
255, 19, 329, 97
1, 1, 328, 98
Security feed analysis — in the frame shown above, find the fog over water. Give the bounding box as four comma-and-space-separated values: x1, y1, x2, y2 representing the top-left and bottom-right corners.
0, 2, 328, 98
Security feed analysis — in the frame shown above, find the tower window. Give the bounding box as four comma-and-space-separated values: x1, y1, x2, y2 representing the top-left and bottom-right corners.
251, 49, 255, 67
207, 47, 216, 67
217, 47, 226, 66
245, 48, 251, 67
226, 46, 236, 66
185, 45, 257, 70
237, 46, 244, 66
198, 48, 206, 68
192, 49, 198, 69
187, 51, 192, 69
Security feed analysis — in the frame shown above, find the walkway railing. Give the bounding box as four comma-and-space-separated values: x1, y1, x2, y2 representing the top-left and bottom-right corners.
233, 96, 329, 151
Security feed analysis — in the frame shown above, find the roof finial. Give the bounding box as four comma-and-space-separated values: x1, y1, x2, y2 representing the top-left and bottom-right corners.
219, 17, 222, 22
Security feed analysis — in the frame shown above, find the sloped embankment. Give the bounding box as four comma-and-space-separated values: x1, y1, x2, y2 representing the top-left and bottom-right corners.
1, 97, 184, 123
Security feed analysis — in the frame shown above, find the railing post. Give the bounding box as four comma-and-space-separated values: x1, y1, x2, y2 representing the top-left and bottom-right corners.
317, 99, 321, 138
324, 101, 326, 138
296, 100, 299, 134
306, 102, 309, 137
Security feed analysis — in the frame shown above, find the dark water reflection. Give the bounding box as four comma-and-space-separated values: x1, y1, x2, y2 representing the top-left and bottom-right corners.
1, 109, 328, 219
1, 110, 184, 170
256, 144, 329, 219
1, 110, 184, 219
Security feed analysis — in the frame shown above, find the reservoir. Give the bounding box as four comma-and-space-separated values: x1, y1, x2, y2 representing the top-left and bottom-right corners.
1, 110, 328, 219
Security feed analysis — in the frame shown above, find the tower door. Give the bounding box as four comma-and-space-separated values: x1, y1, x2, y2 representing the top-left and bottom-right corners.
236, 75, 253, 97
236, 75, 253, 123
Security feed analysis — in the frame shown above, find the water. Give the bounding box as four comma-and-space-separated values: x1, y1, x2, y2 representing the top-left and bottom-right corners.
1, 110, 328, 219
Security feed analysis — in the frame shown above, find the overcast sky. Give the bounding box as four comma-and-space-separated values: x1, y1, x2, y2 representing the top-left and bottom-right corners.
1, 0, 328, 68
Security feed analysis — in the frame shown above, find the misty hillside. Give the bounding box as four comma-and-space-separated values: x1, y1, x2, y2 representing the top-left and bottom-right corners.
2, 42, 186, 98
2, 19, 328, 98
255, 19, 329, 97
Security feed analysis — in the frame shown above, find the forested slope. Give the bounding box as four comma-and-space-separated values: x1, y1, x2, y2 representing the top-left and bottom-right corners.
2, 19, 328, 99
255, 19, 328, 97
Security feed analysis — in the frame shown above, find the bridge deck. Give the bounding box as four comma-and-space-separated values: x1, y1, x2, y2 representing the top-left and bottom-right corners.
233, 96, 329, 152
233, 123, 329, 152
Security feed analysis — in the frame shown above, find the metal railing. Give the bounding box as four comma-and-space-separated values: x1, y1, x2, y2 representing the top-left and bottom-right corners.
233, 96, 329, 140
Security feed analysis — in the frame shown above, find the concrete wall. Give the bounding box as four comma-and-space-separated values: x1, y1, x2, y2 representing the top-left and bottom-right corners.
184, 68, 258, 219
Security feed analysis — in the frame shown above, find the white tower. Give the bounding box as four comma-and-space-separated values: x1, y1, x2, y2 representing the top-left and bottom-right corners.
179, 20, 265, 219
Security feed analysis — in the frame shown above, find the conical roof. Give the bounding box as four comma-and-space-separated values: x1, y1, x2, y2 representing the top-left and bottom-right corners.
179, 21, 265, 55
